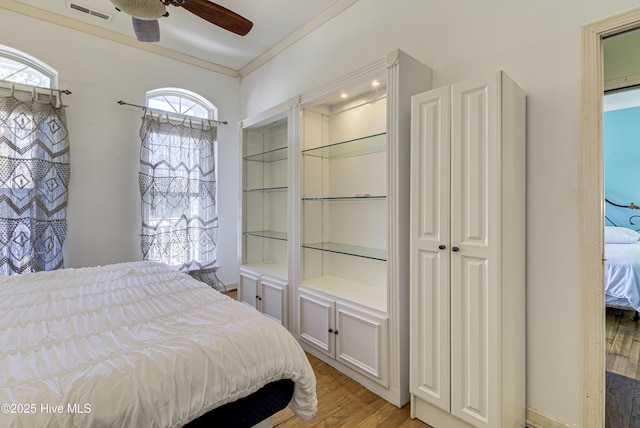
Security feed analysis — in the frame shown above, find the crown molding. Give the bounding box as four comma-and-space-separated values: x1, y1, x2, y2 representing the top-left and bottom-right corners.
0, 0, 239, 78
238, 0, 359, 79
2, 0, 359, 81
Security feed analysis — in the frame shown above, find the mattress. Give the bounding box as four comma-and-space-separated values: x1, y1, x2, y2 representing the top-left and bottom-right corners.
0, 261, 317, 427
605, 242, 640, 312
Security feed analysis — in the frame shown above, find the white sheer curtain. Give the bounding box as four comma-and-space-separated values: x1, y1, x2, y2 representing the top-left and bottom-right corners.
0, 86, 70, 275
138, 110, 218, 272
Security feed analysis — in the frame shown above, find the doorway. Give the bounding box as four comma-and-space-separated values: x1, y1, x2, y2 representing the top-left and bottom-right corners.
583, 7, 640, 428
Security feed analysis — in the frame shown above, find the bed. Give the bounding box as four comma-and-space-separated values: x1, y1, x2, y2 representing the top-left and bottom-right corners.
605, 239, 640, 313
0, 261, 317, 427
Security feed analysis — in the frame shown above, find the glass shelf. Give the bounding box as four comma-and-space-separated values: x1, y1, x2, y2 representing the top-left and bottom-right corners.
244, 230, 287, 241
244, 146, 288, 162
302, 242, 386, 261
244, 186, 288, 193
302, 195, 386, 201
301, 133, 386, 158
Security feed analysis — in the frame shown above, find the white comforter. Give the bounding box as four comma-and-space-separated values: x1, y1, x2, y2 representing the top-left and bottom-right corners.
605, 242, 640, 312
0, 261, 317, 427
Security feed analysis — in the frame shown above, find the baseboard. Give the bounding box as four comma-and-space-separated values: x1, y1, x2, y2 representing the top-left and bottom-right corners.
526, 407, 578, 428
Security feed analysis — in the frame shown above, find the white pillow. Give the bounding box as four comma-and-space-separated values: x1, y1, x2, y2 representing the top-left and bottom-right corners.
605, 226, 640, 243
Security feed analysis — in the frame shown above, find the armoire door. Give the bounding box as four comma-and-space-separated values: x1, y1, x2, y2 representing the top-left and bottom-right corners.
449, 75, 501, 428
409, 86, 452, 412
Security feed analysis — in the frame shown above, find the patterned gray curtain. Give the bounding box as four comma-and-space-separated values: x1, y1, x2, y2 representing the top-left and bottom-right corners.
0, 89, 70, 275
139, 111, 218, 272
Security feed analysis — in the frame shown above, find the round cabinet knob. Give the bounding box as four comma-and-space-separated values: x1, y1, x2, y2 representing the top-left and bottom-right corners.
334, 330, 339, 335
328, 328, 333, 333
452, 246, 460, 252
438, 244, 446, 250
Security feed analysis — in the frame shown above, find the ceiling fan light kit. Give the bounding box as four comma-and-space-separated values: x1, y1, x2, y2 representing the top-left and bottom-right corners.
109, 0, 167, 20
108, 0, 254, 42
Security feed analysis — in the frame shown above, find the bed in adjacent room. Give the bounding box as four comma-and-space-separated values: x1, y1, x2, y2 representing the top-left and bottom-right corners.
0, 261, 317, 427
605, 224, 640, 315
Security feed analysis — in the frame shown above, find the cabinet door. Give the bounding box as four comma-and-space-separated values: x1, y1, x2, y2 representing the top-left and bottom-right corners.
298, 290, 334, 358
238, 268, 259, 309
336, 302, 389, 387
260, 275, 288, 326
450, 75, 500, 428
410, 86, 451, 411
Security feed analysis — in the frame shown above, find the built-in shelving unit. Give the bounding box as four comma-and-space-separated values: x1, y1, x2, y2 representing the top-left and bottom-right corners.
238, 105, 293, 327
301, 118, 389, 310
241, 115, 288, 274
294, 50, 433, 407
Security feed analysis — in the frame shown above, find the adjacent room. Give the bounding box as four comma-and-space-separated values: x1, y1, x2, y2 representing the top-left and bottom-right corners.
602, 28, 640, 426
2, 0, 640, 427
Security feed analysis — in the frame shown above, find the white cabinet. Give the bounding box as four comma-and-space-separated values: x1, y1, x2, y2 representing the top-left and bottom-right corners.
239, 267, 288, 326
409, 72, 526, 428
298, 288, 388, 386
295, 49, 432, 407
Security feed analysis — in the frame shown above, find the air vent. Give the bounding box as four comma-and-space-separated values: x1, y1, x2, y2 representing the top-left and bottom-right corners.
68, 2, 112, 21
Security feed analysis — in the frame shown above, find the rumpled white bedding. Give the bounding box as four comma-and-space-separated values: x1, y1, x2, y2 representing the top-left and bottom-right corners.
605, 242, 640, 312
0, 261, 317, 427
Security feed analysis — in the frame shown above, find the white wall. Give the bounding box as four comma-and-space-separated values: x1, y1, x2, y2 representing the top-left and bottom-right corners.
0, 9, 241, 286
239, 0, 640, 426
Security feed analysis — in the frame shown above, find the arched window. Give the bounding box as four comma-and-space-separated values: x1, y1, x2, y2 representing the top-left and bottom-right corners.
146, 88, 217, 121
140, 88, 219, 277
0, 46, 69, 275
0, 44, 57, 88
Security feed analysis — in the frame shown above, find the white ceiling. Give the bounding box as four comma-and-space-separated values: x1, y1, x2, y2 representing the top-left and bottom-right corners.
7, 0, 357, 77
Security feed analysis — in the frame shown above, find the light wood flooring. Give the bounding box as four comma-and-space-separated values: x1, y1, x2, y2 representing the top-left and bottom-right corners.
605, 308, 640, 427
224, 289, 430, 427
272, 353, 428, 428
606, 308, 640, 379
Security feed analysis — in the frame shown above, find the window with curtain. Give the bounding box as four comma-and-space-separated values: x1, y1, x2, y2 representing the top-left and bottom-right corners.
139, 88, 219, 279
0, 46, 69, 275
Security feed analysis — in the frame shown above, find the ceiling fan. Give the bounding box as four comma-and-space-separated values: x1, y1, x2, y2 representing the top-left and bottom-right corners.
109, 0, 253, 42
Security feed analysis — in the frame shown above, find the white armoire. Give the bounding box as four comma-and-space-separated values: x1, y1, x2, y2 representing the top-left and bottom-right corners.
409, 72, 526, 427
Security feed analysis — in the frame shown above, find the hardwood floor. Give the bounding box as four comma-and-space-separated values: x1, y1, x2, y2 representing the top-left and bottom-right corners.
605, 308, 640, 427
606, 308, 640, 379
272, 353, 429, 428
223, 289, 430, 427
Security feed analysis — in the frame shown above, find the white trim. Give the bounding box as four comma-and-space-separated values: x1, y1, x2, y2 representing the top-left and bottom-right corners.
526, 407, 578, 428
582, 6, 640, 428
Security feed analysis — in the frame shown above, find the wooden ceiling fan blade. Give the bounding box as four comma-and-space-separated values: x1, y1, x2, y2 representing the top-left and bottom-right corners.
132, 17, 160, 42
180, 0, 253, 36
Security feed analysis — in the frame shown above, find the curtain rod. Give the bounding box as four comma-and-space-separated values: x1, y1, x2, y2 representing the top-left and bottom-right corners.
117, 100, 228, 125
0, 79, 71, 95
